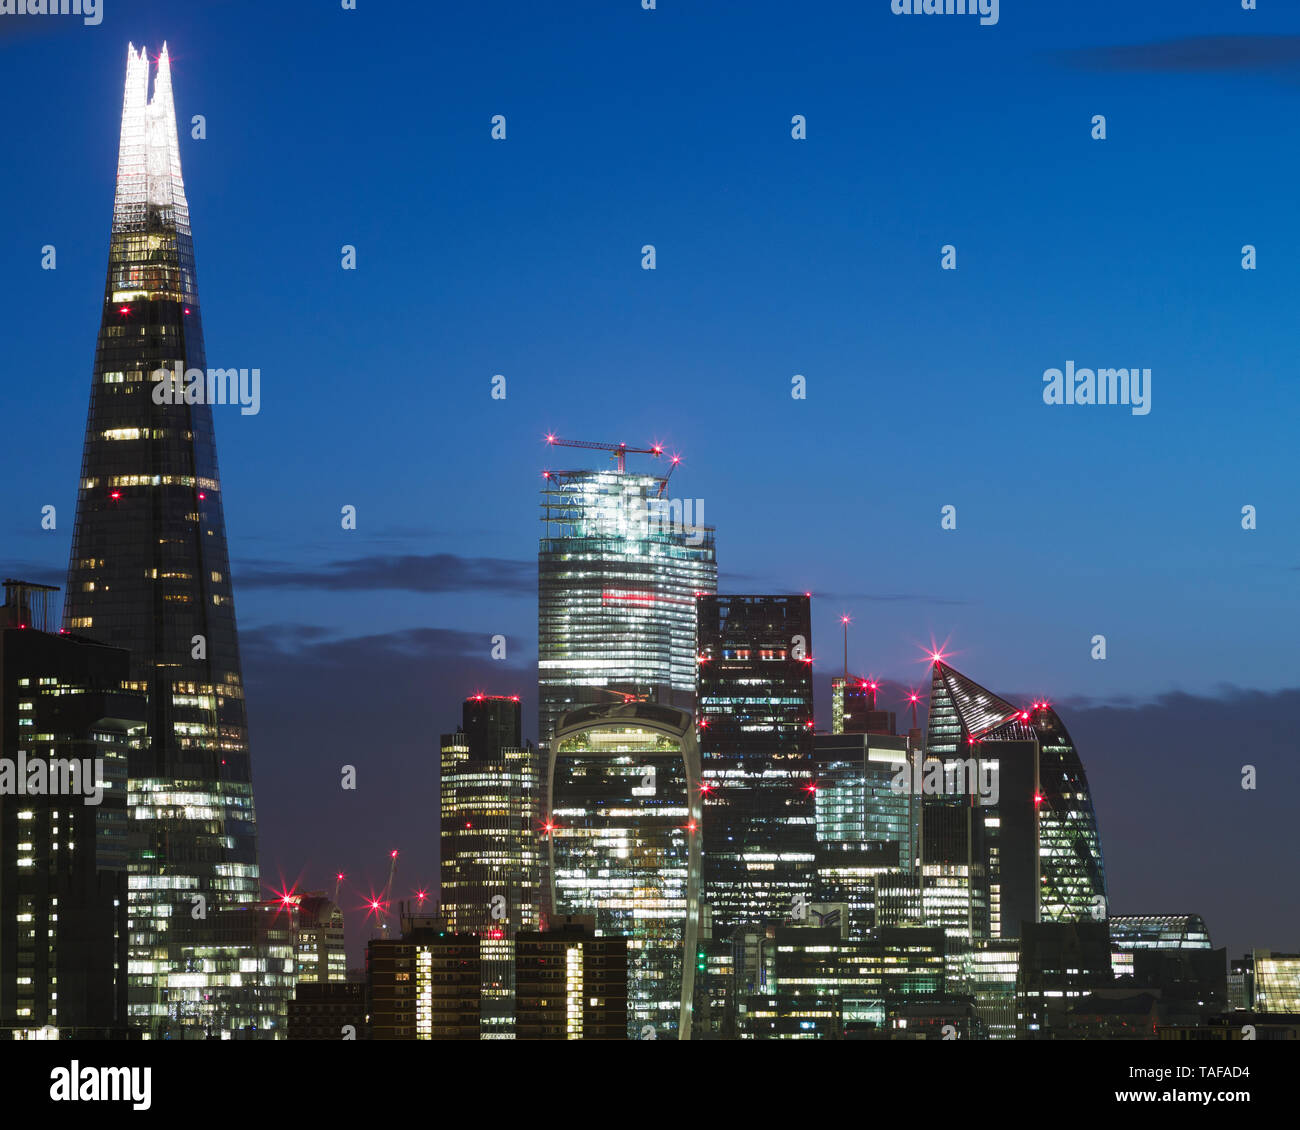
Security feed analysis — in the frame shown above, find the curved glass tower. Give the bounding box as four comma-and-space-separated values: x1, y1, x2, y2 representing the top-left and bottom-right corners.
547, 702, 702, 1040
923, 660, 1107, 938
62, 45, 280, 1037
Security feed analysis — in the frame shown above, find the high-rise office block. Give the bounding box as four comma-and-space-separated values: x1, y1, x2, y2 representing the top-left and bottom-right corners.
813, 731, 914, 939
439, 693, 543, 1037
696, 595, 816, 933
921, 660, 1106, 943
514, 916, 628, 1040
0, 580, 145, 1038
538, 463, 716, 751
62, 44, 275, 1038
547, 702, 702, 1039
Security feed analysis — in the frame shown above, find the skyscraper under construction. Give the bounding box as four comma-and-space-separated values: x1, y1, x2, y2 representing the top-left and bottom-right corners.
537, 439, 716, 752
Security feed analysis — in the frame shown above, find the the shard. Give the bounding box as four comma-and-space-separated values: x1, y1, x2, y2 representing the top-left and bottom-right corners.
63, 44, 287, 1037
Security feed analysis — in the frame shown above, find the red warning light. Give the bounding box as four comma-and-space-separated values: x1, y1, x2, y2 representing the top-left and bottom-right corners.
109, 491, 122, 500
118, 306, 130, 316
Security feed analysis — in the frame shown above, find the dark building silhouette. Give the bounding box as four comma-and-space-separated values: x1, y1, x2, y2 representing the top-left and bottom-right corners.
696, 595, 817, 932
0, 580, 145, 1038
1018, 920, 1113, 1037
287, 982, 366, 1041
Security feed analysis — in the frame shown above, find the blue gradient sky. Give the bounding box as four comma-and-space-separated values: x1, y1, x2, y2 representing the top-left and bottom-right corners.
2, 0, 1297, 960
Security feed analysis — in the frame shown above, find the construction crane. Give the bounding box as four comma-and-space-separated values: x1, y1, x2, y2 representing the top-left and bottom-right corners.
543, 434, 681, 496
364, 850, 400, 938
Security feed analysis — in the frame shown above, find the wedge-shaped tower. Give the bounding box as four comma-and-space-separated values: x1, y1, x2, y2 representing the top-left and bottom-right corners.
922, 659, 1107, 939
62, 45, 285, 1037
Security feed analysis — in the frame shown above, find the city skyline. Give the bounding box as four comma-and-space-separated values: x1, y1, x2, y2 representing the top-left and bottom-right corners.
2, 0, 1298, 1044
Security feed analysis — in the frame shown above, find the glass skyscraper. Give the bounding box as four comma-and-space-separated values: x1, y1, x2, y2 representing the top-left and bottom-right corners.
547, 702, 702, 1040
538, 467, 716, 751
62, 45, 279, 1037
921, 659, 1107, 941
696, 595, 817, 934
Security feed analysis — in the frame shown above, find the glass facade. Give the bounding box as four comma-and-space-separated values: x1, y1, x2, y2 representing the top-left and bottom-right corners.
547, 702, 702, 1039
538, 469, 716, 751
62, 45, 276, 1037
813, 732, 914, 939
1252, 951, 1300, 1014
922, 661, 1107, 944
696, 595, 816, 934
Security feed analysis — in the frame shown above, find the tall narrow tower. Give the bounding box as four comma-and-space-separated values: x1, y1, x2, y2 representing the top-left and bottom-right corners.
63, 45, 282, 1038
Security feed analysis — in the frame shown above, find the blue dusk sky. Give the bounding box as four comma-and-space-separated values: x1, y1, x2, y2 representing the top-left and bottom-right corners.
1, 0, 1297, 962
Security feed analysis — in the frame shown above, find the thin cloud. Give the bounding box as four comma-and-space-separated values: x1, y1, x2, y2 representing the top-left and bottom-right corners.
234, 553, 535, 595
1058, 35, 1300, 75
